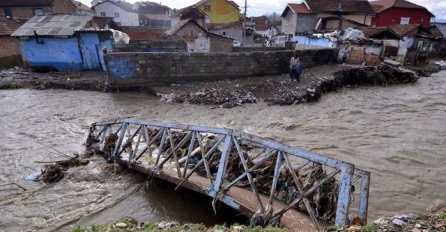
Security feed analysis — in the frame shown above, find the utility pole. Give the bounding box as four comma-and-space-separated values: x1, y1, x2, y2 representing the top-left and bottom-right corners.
242, 0, 247, 46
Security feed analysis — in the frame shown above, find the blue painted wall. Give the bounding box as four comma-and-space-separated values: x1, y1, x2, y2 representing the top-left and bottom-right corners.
20, 33, 113, 71
79, 33, 101, 70
21, 37, 83, 71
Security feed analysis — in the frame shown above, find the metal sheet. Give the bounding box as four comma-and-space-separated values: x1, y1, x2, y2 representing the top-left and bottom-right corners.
12, 14, 93, 37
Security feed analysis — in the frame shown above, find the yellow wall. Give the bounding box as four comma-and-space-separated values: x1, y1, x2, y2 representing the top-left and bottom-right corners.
198, 0, 241, 24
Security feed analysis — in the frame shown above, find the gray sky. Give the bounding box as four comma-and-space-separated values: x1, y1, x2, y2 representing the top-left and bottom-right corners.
80, 0, 446, 21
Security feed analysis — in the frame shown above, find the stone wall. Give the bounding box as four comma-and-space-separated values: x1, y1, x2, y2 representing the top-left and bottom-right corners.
233, 47, 288, 52
210, 34, 233, 52
105, 48, 338, 87
113, 40, 187, 52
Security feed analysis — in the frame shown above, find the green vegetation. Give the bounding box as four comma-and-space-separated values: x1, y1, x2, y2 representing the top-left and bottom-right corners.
72, 220, 290, 232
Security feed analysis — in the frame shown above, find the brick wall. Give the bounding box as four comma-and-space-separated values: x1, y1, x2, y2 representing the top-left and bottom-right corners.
105, 48, 338, 87
0, 37, 21, 68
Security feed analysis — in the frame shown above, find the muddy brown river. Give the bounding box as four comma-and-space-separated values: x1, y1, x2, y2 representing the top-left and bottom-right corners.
0, 71, 445, 231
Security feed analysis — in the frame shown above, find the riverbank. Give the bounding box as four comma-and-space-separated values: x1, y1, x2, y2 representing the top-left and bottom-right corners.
1, 61, 440, 109
1, 71, 445, 230
73, 208, 446, 232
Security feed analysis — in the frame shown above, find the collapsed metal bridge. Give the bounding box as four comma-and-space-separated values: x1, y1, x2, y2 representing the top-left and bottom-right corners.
87, 118, 370, 231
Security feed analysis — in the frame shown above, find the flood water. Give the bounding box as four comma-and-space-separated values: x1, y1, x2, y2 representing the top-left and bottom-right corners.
0, 71, 445, 231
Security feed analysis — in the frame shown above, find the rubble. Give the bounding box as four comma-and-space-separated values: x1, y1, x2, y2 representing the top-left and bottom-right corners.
158, 87, 258, 109
35, 154, 90, 183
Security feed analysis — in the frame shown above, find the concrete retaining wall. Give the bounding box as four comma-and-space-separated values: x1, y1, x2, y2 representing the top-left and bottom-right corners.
105, 48, 338, 86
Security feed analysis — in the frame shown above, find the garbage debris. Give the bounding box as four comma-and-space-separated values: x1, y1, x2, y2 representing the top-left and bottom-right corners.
34, 154, 90, 183
158, 87, 257, 108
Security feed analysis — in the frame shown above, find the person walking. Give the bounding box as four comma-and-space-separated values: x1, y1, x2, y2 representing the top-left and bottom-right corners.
290, 53, 299, 81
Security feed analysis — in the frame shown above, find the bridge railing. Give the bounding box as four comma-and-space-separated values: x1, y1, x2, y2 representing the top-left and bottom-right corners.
88, 118, 370, 227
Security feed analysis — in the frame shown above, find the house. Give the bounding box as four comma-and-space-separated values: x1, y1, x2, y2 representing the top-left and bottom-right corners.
208, 20, 243, 43
70, 1, 94, 15
176, 0, 244, 43
182, 0, 242, 25
11, 13, 114, 71
0, 0, 92, 20
165, 19, 233, 52
388, 24, 442, 63
172, 6, 209, 29
315, 16, 368, 32
370, 0, 434, 29
0, 17, 23, 68
137, 1, 171, 30
247, 16, 272, 37
92, 0, 139, 26
281, 0, 374, 36
431, 23, 446, 55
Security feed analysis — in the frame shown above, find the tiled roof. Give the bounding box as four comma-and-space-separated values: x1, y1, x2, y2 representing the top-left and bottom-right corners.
0, 0, 53, 6
388, 23, 420, 37
355, 26, 401, 38
11, 13, 93, 37
304, 0, 374, 14
165, 19, 202, 35
289, 3, 311, 14
121, 30, 163, 41
370, 0, 434, 16
0, 17, 23, 36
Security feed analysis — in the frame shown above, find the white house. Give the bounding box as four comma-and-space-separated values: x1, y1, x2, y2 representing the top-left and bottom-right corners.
92, 0, 139, 26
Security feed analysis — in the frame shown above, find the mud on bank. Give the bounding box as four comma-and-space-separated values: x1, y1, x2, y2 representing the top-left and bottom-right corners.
155, 64, 421, 108
0, 63, 444, 109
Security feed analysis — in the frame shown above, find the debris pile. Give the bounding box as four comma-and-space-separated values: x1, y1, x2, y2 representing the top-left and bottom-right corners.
328, 210, 446, 232
370, 212, 446, 232
35, 154, 90, 183
176, 136, 339, 223
0, 66, 23, 78
264, 82, 302, 105
159, 87, 257, 108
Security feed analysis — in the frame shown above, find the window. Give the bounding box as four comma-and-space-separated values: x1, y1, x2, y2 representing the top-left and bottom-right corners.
33, 8, 44, 16
100, 11, 106, 17
114, 12, 119, 17
3, 8, 12, 17
400, 17, 410, 25
222, 32, 226, 35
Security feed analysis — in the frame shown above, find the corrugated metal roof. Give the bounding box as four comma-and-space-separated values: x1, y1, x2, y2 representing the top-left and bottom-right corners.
12, 13, 93, 37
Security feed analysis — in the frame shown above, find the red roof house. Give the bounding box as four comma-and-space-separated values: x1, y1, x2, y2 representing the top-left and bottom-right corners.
370, 0, 434, 28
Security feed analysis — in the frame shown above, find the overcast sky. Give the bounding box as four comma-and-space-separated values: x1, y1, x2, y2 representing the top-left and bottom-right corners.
79, 0, 446, 21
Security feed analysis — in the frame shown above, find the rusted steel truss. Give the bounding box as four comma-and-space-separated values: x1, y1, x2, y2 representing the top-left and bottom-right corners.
88, 118, 370, 227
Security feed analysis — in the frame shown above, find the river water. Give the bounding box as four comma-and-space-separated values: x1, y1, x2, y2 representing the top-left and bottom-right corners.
0, 71, 445, 231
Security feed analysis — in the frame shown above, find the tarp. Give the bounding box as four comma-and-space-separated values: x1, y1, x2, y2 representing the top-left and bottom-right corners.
340, 28, 366, 41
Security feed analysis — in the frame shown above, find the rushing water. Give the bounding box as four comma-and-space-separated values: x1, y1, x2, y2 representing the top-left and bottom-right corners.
0, 71, 445, 231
